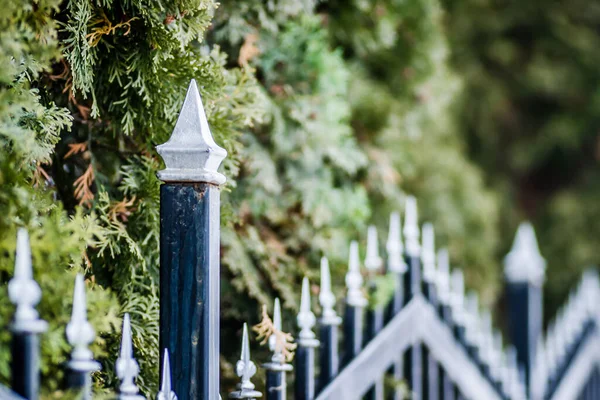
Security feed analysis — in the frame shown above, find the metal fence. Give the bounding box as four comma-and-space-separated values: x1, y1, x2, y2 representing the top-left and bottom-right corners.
2, 80, 599, 400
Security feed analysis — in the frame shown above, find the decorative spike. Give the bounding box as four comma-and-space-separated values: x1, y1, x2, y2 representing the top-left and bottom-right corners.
156, 79, 228, 185
229, 324, 261, 399
450, 269, 465, 321
345, 241, 367, 307
116, 314, 144, 399
504, 222, 546, 286
386, 212, 406, 273
157, 349, 178, 400
319, 257, 341, 325
421, 223, 436, 282
465, 292, 480, 344
8, 229, 47, 333
297, 277, 318, 346
364, 226, 383, 272
66, 274, 97, 364
436, 248, 450, 304
268, 298, 283, 362
403, 196, 420, 257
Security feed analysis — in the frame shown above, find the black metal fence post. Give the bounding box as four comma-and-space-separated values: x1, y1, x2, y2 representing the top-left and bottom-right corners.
318, 257, 342, 393
403, 196, 423, 400
65, 274, 101, 399
156, 79, 227, 400
343, 241, 367, 366
8, 229, 48, 400
263, 299, 293, 400
504, 222, 545, 398
295, 277, 319, 400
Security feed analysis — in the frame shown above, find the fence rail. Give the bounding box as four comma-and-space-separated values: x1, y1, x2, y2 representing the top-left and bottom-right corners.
1, 80, 599, 400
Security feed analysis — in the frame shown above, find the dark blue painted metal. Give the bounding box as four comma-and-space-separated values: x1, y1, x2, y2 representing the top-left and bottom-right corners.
403, 255, 423, 400
506, 281, 543, 397
317, 327, 337, 393
318, 324, 339, 392
66, 370, 90, 399
11, 333, 40, 400
264, 364, 292, 400
159, 183, 221, 400
365, 292, 385, 400
437, 304, 455, 400
386, 271, 405, 400
423, 281, 439, 400
295, 345, 316, 400
342, 305, 363, 366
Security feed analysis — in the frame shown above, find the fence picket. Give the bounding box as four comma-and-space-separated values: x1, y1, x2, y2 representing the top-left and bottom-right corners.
66, 274, 101, 399
8, 229, 47, 400
295, 277, 319, 400
317, 257, 342, 393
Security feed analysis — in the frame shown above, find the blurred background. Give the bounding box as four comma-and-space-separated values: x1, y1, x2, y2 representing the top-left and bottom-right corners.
0, 0, 598, 396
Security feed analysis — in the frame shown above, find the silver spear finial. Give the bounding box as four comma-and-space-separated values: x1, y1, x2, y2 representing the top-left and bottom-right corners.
157, 349, 178, 400
297, 277, 319, 347
436, 248, 450, 304
319, 257, 342, 326
504, 222, 546, 286
116, 313, 144, 400
156, 79, 228, 185
386, 212, 406, 273
345, 241, 367, 307
66, 274, 100, 373
421, 222, 436, 282
364, 226, 383, 272
229, 324, 261, 399
8, 229, 47, 333
403, 196, 420, 257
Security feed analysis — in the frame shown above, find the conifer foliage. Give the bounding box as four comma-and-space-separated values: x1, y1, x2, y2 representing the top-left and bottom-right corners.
0, 0, 512, 397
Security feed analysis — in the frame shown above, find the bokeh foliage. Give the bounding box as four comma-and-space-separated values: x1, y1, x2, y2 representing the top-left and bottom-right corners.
0, 0, 596, 397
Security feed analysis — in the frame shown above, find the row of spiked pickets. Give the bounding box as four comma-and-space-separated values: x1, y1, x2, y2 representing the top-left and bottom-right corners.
3, 196, 599, 400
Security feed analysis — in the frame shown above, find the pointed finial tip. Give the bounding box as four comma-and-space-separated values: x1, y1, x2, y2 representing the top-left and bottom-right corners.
298, 277, 318, 345
421, 222, 436, 281
403, 196, 420, 256
504, 221, 546, 285
156, 78, 227, 185
158, 349, 177, 400
365, 225, 382, 271
346, 241, 367, 307
9, 228, 47, 333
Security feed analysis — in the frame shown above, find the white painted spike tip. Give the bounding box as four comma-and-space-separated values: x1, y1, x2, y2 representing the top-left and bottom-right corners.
421, 223, 436, 282
116, 314, 144, 400
157, 349, 178, 400
268, 298, 282, 359
364, 226, 383, 271
8, 229, 47, 333
156, 79, 227, 185
229, 324, 261, 399
436, 248, 450, 304
319, 257, 341, 325
66, 274, 97, 366
504, 222, 546, 286
345, 241, 367, 307
386, 212, 406, 273
297, 277, 318, 346
450, 269, 465, 322
403, 196, 420, 257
